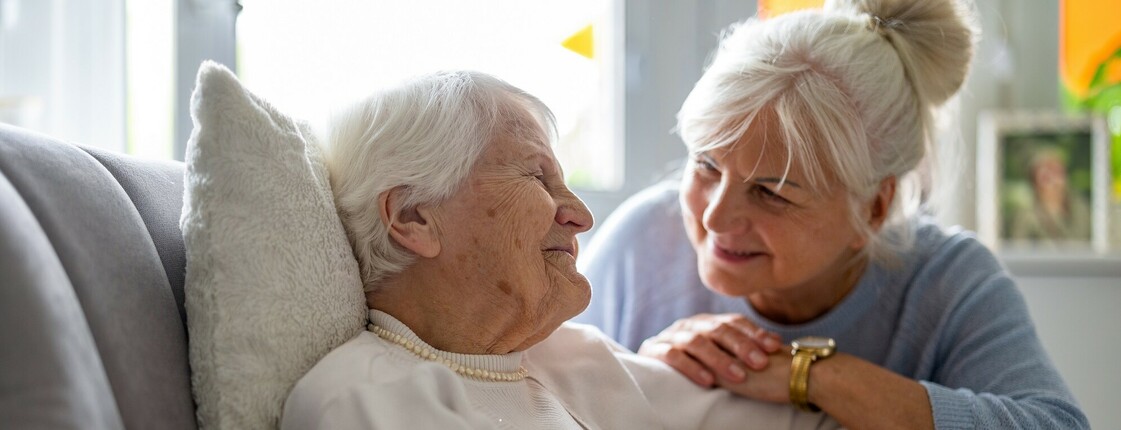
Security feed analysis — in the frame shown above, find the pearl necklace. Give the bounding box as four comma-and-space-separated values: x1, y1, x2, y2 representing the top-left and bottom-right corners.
368, 324, 529, 382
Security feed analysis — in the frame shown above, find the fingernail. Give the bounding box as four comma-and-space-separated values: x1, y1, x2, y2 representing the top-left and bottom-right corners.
729, 363, 745, 380
764, 337, 781, 351
700, 370, 715, 386
749, 350, 767, 367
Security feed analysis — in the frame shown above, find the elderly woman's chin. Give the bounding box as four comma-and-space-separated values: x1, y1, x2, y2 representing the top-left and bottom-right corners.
543, 250, 593, 317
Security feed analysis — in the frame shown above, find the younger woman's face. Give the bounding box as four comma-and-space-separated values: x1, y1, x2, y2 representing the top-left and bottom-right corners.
679, 114, 867, 302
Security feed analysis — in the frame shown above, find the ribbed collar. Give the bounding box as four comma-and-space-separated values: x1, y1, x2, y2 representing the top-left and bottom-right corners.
368, 309, 526, 375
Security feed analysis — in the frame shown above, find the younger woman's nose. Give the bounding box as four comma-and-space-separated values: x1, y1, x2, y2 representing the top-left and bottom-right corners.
702, 182, 748, 234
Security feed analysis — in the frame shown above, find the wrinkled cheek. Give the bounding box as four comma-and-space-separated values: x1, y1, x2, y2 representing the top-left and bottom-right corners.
545, 252, 587, 286
697, 261, 738, 296
544, 257, 591, 315
679, 183, 708, 246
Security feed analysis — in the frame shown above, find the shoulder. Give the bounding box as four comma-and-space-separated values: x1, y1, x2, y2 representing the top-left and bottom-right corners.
290, 331, 389, 392
897, 219, 1008, 289
282, 331, 494, 429
899, 219, 1025, 320
917, 221, 1010, 284
528, 323, 643, 378
533, 323, 696, 390
534, 323, 627, 355
283, 331, 463, 420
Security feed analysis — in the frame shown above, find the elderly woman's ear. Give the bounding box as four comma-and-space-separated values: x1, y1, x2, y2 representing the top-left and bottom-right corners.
379, 187, 441, 258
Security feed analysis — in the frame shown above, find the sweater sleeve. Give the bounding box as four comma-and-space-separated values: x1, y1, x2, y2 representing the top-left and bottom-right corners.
917, 259, 1089, 429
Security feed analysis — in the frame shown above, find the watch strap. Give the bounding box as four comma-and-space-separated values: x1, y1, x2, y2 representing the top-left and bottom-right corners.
789, 350, 820, 412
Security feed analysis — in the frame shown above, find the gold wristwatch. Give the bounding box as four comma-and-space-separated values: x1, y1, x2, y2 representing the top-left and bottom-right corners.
789, 336, 835, 412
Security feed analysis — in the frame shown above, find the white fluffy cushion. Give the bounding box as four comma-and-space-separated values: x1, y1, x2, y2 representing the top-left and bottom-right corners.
181, 61, 366, 429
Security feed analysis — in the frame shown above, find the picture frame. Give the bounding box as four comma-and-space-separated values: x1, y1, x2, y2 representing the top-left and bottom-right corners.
976, 111, 1111, 254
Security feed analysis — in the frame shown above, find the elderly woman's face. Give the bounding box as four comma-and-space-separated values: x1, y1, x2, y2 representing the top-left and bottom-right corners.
429, 115, 593, 340
680, 116, 866, 301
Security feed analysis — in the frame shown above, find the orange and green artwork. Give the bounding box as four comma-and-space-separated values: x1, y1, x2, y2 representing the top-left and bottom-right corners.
1061, 0, 1121, 204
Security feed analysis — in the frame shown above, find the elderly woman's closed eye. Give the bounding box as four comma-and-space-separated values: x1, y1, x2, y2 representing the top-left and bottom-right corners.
279, 70, 836, 430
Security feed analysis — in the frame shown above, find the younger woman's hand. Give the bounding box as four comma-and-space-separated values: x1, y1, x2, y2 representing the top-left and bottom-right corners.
638, 313, 782, 387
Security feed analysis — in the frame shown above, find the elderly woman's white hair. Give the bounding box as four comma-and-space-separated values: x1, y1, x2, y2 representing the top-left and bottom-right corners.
326, 71, 556, 290
677, 0, 976, 264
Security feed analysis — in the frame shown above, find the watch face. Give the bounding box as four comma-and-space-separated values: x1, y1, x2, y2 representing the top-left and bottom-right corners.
793, 336, 835, 350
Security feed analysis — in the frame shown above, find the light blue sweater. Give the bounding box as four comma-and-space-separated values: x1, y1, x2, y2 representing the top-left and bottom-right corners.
574, 181, 1089, 429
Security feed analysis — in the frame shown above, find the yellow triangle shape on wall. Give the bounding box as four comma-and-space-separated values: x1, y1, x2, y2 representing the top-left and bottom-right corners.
758, 0, 823, 19
563, 24, 595, 60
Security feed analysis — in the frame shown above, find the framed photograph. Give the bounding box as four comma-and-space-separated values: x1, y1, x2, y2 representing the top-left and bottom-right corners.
977, 111, 1110, 253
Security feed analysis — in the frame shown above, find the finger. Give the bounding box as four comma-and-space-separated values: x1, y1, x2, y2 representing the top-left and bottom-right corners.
756, 330, 783, 353
641, 341, 715, 387
707, 323, 769, 370
678, 333, 747, 383
716, 315, 783, 355
716, 314, 764, 338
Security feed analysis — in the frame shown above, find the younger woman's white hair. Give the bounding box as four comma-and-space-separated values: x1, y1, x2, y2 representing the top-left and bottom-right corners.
326, 71, 556, 291
677, 0, 977, 264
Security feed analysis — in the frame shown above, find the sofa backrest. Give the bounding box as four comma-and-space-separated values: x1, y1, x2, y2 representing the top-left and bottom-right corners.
0, 124, 197, 429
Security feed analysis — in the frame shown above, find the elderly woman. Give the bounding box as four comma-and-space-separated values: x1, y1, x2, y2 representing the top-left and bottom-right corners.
280, 71, 836, 429
575, 0, 1089, 429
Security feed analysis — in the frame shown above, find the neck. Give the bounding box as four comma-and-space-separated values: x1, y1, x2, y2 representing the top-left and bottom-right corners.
367, 262, 541, 355
1035, 185, 1065, 213
747, 253, 868, 325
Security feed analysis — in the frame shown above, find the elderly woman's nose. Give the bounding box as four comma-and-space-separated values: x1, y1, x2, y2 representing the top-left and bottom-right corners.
702, 182, 747, 234
555, 193, 594, 233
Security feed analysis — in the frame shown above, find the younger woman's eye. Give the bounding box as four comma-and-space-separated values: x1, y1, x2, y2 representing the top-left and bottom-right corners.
752, 185, 790, 205
692, 157, 718, 173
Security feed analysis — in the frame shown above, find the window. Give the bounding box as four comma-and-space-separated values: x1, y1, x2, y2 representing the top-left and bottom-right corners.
236, 0, 622, 190
125, 0, 174, 159
0, 0, 125, 151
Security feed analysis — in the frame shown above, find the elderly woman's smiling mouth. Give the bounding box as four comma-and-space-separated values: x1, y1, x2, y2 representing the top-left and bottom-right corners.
543, 244, 577, 258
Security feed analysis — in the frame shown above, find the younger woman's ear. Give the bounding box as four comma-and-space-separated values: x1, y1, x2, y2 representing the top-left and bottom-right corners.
379, 187, 441, 258
868, 176, 897, 231
849, 176, 897, 251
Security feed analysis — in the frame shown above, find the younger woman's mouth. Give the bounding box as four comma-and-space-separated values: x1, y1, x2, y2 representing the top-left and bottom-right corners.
712, 244, 765, 263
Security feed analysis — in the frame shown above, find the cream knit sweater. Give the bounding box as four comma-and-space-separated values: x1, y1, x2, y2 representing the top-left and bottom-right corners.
282, 310, 837, 430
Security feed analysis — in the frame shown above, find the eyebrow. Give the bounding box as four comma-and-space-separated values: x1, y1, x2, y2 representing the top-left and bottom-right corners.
524, 151, 565, 176
698, 153, 803, 189
754, 177, 802, 189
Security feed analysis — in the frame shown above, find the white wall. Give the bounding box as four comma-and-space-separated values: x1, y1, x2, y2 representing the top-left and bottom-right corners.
1018, 276, 1121, 429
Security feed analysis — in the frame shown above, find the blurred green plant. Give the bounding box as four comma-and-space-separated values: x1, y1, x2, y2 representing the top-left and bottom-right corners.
1063, 46, 1121, 201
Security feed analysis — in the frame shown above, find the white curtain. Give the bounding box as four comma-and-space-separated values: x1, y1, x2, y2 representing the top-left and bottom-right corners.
0, 0, 125, 151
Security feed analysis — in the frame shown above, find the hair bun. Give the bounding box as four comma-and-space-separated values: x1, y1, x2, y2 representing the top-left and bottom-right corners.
826, 0, 976, 106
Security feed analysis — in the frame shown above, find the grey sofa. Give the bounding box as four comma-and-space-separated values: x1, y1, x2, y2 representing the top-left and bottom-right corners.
0, 123, 197, 429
